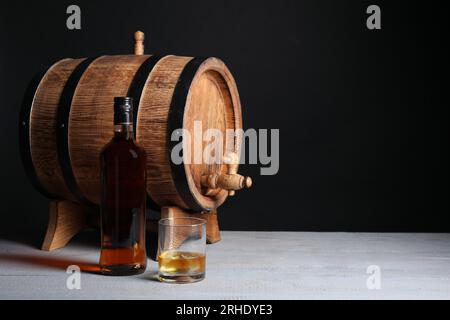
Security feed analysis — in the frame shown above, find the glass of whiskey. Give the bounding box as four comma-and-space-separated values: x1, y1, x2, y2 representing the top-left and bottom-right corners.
158, 217, 206, 283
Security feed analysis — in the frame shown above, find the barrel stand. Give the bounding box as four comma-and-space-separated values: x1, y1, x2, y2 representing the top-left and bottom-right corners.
41, 200, 221, 251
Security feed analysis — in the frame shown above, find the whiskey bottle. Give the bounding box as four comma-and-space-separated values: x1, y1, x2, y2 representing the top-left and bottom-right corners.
99, 97, 147, 275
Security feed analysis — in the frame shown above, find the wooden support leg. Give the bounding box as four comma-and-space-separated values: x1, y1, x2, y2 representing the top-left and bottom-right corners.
148, 206, 221, 261
200, 210, 221, 244
161, 206, 221, 244
41, 200, 89, 251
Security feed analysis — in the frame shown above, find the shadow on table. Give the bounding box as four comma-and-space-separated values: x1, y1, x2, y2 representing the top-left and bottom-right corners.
0, 219, 158, 263
0, 218, 159, 276
138, 271, 160, 282
0, 226, 102, 274
0, 252, 101, 274
0, 224, 100, 249
0, 227, 159, 276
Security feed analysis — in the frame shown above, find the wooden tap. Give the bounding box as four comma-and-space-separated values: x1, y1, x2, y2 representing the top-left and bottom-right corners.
201, 155, 252, 193
201, 173, 252, 191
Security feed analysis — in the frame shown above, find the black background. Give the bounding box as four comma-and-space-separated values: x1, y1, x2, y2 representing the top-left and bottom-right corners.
0, 0, 448, 239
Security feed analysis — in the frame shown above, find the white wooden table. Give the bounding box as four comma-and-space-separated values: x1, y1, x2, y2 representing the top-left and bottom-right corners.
0, 231, 449, 299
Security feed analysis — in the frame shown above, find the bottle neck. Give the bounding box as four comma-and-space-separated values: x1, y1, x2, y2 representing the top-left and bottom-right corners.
114, 124, 134, 140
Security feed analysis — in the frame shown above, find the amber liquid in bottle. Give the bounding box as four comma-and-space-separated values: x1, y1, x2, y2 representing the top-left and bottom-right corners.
99, 97, 147, 276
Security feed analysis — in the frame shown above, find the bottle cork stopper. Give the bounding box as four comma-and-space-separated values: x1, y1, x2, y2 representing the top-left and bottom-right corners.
134, 31, 145, 55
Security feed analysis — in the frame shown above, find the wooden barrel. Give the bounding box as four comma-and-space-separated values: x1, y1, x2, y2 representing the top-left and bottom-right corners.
19, 54, 242, 212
